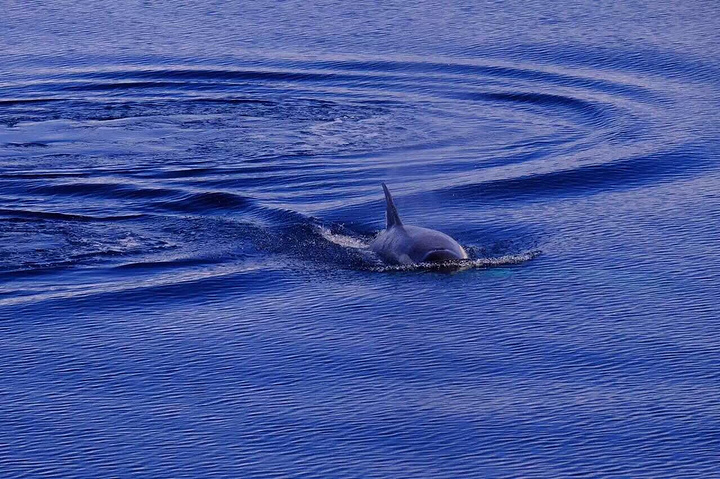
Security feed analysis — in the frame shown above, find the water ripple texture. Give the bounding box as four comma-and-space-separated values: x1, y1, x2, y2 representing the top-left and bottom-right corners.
1, 1, 720, 478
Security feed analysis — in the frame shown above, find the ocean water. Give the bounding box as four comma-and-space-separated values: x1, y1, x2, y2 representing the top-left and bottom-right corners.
1, 1, 719, 477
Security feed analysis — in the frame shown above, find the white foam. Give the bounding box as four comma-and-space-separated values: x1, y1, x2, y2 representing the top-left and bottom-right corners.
371, 250, 541, 272
316, 225, 370, 250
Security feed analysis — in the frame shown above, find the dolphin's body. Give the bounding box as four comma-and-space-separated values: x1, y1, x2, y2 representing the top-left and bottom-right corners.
371, 183, 468, 265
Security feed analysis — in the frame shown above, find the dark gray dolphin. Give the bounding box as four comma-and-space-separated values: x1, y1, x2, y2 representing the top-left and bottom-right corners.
371, 183, 468, 265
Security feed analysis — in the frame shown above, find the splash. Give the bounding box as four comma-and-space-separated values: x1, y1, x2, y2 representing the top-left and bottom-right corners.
368, 250, 541, 272
316, 225, 371, 250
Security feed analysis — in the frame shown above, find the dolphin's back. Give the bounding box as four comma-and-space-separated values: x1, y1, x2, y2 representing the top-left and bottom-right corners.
403, 226, 468, 263
372, 184, 468, 265
371, 225, 467, 264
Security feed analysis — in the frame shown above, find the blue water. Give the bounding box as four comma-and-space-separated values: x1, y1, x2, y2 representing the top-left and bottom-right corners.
2, 2, 720, 477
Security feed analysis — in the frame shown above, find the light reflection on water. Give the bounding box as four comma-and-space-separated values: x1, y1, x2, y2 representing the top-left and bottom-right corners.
1, 1, 719, 477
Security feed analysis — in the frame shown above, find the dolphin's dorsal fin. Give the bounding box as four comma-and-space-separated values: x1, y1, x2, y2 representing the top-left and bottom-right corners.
381, 183, 403, 229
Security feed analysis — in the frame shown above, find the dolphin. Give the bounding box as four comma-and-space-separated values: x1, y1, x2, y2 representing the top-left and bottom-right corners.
371, 183, 468, 265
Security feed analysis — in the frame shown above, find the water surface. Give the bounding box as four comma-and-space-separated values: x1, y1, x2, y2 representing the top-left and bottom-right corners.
2, 1, 720, 477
